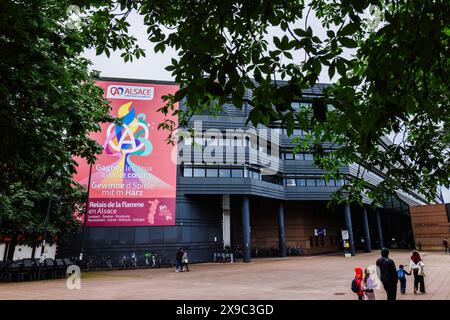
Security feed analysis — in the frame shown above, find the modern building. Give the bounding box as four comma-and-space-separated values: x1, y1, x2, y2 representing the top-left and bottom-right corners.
54, 78, 433, 265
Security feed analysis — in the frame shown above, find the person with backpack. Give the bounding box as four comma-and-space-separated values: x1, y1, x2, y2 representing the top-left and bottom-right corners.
351, 267, 364, 300
376, 248, 398, 300
397, 264, 411, 294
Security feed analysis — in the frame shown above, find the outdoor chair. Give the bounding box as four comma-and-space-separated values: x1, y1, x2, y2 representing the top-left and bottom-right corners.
63, 258, 74, 267
9, 261, 25, 282
34, 259, 46, 280
0, 261, 9, 282
55, 259, 66, 278
44, 258, 56, 279
22, 258, 36, 281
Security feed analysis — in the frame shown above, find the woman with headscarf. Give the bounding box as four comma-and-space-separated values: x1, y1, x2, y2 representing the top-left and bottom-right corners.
409, 251, 425, 294
361, 268, 376, 300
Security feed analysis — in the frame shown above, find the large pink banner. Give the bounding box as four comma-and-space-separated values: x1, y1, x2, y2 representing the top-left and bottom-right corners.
74, 80, 178, 227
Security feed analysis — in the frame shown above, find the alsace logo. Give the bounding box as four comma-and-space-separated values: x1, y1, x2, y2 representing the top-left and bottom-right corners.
107, 85, 154, 100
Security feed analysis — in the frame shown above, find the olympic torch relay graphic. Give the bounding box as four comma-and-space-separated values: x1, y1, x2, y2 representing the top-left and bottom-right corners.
74, 80, 178, 227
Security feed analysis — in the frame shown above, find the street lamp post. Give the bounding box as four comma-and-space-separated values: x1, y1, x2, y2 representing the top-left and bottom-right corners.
79, 163, 93, 262
37, 174, 56, 280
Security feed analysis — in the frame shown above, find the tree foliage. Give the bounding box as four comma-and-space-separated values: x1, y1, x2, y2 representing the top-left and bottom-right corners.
0, 0, 119, 245
1, 0, 449, 246
86, 0, 449, 205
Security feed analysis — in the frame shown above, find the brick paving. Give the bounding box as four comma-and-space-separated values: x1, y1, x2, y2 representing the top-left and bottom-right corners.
1, 250, 449, 300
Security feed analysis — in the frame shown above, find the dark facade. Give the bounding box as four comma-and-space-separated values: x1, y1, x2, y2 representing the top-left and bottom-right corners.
57, 78, 428, 264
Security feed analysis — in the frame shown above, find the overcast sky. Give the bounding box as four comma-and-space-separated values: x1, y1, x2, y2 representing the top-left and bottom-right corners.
82, 13, 449, 203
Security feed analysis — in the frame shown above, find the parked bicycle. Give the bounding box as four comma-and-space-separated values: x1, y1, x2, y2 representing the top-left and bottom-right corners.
287, 246, 303, 256
143, 252, 160, 268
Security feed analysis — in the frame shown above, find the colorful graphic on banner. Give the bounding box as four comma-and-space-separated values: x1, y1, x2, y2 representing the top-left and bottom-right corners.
74, 81, 178, 227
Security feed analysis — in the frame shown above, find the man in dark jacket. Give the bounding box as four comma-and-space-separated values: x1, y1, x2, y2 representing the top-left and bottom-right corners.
175, 248, 184, 272
376, 248, 398, 300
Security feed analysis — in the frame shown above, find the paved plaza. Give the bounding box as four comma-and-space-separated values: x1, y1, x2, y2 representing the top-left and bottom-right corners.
1, 250, 449, 300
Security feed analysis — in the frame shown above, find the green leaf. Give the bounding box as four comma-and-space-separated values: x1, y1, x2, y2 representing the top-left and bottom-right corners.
340, 23, 360, 36
293, 28, 307, 37
328, 63, 335, 79
339, 37, 358, 48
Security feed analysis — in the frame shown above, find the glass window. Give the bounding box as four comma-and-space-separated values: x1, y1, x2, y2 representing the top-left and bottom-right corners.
284, 152, 294, 160
233, 137, 244, 147
219, 168, 231, 178
285, 179, 296, 187
183, 167, 192, 177
335, 179, 344, 187
219, 138, 232, 146
231, 169, 244, 178
326, 178, 336, 187
184, 135, 193, 145
194, 136, 203, 146
293, 128, 302, 135
316, 179, 326, 187
304, 153, 313, 161
206, 168, 218, 177
206, 136, 218, 146
193, 167, 205, 177
306, 178, 316, 187
272, 128, 282, 135
296, 178, 306, 186
300, 102, 312, 108
250, 170, 260, 180
294, 153, 303, 160
262, 175, 281, 185
291, 102, 300, 110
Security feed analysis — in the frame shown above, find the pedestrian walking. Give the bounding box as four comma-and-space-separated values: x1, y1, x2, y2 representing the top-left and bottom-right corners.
182, 249, 189, 272
397, 264, 411, 294
175, 248, 184, 272
361, 268, 376, 300
351, 267, 364, 300
409, 251, 426, 294
376, 248, 398, 300
443, 239, 449, 254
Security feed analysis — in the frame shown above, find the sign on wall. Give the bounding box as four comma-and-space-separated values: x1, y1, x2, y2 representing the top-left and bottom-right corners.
74, 80, 178, 227
341, 230, 352, 257
314, 228, 326, 236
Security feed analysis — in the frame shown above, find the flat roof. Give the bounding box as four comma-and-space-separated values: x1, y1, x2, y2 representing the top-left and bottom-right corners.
99, 77, 177, 85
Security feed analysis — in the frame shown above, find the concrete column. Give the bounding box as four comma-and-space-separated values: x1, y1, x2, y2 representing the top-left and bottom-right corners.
242, 196, 251, 263
376, 208, 385, 249
344, 203, 356, 256
222, 195, 231, 248
278, 202, 287, 257
0, 243, 6, 262
362, 205, 372, 253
